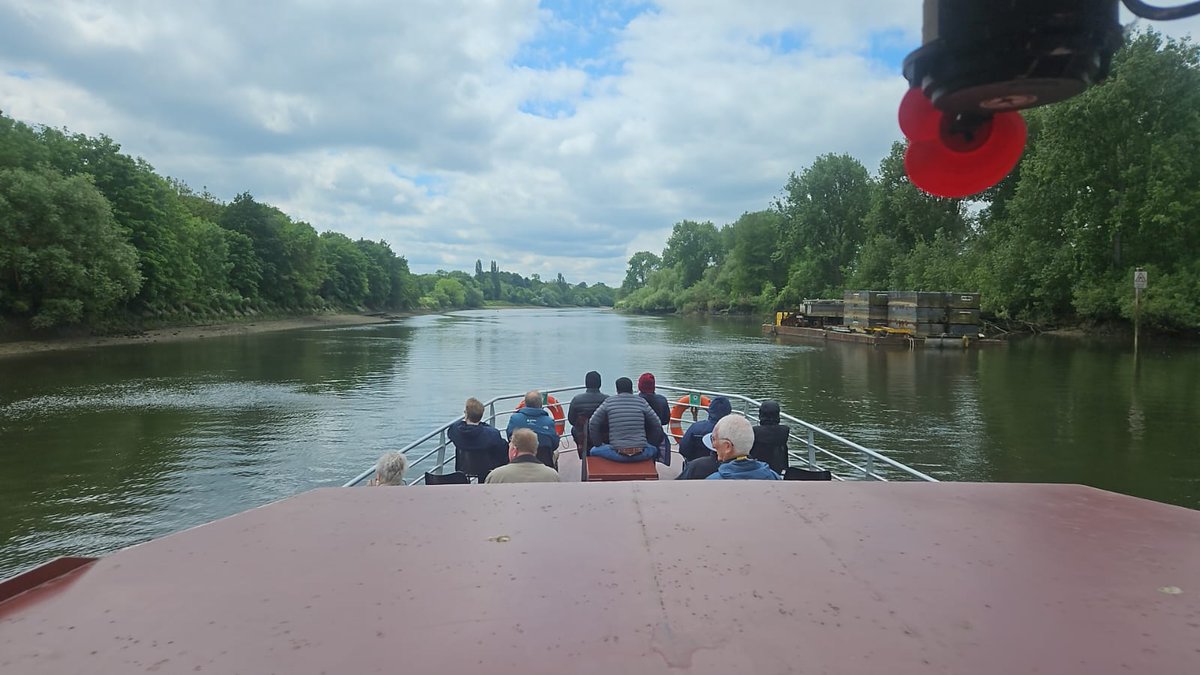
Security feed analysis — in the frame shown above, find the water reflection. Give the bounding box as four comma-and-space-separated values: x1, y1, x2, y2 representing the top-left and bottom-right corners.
1, 309, 1198, 578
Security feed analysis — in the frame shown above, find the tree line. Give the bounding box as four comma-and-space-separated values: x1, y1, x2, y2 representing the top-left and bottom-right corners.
0, 115, 613, 333
619, 31, 1200, 332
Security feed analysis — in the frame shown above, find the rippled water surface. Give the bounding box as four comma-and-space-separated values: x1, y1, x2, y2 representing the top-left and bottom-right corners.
1, 309, 1197, 577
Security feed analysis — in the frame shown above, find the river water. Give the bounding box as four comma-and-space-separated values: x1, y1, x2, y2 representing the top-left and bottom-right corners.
1, 308, 1197, 577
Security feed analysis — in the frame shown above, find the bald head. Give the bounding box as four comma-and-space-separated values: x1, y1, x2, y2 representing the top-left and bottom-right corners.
524, 391, 542, 408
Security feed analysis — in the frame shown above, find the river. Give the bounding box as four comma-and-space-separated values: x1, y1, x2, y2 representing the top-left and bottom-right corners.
1, 308, 1197, 578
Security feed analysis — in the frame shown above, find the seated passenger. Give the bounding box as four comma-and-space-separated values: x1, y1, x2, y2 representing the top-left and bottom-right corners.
588, 377, 663, 463
637, 373, 671, 426
705, 415, 781, 480
370, 451, 408, 486
485, 429, 561, 484
567, 371, 608, 457
750, 399, 790, 474
676, 451, 719, 480
678, 396, 732, 462
638, 372, 672, 465
448, 397, 509, 482
506, 390, 561, 469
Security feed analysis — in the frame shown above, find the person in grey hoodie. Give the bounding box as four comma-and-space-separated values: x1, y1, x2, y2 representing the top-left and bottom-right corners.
587, 377, 663, 463
678, 396, 732, 462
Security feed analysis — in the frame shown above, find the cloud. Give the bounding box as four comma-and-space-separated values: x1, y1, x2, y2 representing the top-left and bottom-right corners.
0, 0, 1196, 285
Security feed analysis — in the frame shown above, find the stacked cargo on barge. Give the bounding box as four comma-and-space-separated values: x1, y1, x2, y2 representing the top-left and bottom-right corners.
768, 289, 997, 347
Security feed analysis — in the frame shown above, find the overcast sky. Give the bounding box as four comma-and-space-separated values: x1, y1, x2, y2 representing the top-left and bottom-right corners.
2, 2, 1197, 285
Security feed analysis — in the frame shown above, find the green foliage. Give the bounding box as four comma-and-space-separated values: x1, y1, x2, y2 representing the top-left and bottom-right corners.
662, 220, 720, 287
0, 109, 611, 333
0, 166, 141, 327
619, 31, 1200, 331
318, 232, 371, 307
620, 251, 661, 297
775, 154, 873, 292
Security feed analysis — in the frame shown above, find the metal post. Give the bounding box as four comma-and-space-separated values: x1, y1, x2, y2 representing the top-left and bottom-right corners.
489, 402, 496, 426
1134, 268, 1145, 357
807, 429, 815, 467
1134, 286, 1141, 357
865, 452, 875, 480
436, 429, 447, 474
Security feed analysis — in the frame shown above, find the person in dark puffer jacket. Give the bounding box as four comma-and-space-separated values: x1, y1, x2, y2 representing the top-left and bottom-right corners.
567, 371, 607, 457
506, 391, 561, 469
750, 400, 790, 474
678, 396, 732, 462
588, 377, 663, 463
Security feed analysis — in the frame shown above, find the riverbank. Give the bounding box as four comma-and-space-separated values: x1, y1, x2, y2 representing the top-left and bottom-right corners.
0, 313, 398, 359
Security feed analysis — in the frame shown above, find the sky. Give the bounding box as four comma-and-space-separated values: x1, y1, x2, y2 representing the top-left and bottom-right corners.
1, 2, 1197, 285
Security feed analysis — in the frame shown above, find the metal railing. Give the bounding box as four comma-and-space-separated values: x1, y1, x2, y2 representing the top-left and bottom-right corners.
343, 384, 937, 486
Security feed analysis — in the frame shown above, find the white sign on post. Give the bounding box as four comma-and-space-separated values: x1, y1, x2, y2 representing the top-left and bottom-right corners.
1134, 270, 1148, 290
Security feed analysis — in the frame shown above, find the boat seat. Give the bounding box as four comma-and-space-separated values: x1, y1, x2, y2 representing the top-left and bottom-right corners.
425, 471, 470, 485
783, 467, 832, 481
585, 457, 658, 481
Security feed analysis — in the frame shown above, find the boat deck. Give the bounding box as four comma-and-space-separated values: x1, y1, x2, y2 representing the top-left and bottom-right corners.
3, 482, 1198, 674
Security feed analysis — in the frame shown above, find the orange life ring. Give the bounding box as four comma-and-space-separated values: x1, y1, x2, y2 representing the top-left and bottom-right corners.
516, 393, 566, 435
669, 394, 711, 439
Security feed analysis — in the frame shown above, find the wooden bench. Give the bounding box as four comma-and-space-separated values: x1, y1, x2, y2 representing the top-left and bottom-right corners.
585, 456, 659, 481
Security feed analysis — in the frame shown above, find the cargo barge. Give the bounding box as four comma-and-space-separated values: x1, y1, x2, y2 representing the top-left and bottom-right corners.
766, 289, 1006, 348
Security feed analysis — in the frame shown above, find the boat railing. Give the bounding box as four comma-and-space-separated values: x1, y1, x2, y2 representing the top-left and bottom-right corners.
343, 384, 937, 486
654, 385, 937, 483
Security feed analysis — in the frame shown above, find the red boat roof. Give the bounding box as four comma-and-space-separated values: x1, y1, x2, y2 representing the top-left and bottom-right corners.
2, 482, 1198, 674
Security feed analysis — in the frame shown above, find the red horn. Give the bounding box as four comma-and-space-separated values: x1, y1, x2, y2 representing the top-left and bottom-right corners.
899, 87, 1027, 198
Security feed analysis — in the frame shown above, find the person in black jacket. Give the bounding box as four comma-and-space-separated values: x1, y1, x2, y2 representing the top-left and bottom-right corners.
637, 373, 670, 425
750, 399, 790, 474
637, 372, 671, 464
567, 371, 607, 458
448, 397, 510, 482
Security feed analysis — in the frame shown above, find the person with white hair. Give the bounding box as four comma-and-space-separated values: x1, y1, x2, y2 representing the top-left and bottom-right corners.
704, 415, 781, 480
371, 451, 409, 486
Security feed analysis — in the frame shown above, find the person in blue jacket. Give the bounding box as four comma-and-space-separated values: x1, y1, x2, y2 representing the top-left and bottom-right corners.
506, 390, 561, 469
678, 396, 732, 462
704, 415, 780, 480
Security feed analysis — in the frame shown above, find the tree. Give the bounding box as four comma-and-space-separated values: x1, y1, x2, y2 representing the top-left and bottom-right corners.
983, 30, 1200, 325
662, 220, 719, 287
775, 154, 873, 295
620, 251, 661, 296
864, 141, 967, 249
726, 210, 785, 299
318, 231, 370, 306
0, 166, 141, 327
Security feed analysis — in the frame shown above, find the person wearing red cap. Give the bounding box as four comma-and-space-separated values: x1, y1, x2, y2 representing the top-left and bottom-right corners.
637, 373, 670, 426
638, 372, 672, 465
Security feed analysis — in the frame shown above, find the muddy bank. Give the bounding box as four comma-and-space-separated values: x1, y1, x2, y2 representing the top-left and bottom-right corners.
0, 314, 400, 359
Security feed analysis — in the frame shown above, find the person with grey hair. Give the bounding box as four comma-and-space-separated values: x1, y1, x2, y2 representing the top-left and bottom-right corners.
704, 415, 781, 480
371, 451, 409, 486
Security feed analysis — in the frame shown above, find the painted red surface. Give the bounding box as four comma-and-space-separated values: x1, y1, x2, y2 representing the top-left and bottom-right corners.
586, 457, 659, 481
2, 482, 1198, 674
